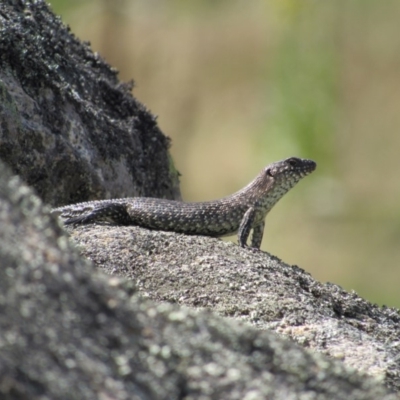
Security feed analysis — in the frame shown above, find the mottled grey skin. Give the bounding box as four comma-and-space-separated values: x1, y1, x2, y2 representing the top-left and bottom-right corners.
52, 157, 316, 248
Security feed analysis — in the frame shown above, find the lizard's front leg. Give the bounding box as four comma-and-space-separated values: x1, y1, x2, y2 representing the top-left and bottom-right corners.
251, 220, 265, 249
237, 207, 256, 247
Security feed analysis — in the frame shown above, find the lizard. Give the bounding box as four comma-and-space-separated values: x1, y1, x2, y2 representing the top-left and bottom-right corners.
52, 157, 316, 249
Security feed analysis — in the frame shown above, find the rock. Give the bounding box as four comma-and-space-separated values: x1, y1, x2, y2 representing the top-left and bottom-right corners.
69, 222, 400, 393
0, 0, 180, 206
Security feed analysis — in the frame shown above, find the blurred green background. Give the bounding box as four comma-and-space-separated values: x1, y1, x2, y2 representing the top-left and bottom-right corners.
49, 0, 400, 307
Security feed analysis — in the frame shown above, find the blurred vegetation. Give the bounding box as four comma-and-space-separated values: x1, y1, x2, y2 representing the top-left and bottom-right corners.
267, 2, 339, 166
49, 0, 400, 308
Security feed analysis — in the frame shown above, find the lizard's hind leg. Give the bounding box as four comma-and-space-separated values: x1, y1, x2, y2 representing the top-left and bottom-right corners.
64, 203, 131, 225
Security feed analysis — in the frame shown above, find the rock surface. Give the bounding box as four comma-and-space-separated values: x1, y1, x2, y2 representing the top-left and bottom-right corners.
68, 222, 400, 394
0, 0, 180, 206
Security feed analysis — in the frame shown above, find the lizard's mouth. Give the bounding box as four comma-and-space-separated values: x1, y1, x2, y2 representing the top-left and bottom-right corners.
307, 160, 317, 172
302, 169, 312, 176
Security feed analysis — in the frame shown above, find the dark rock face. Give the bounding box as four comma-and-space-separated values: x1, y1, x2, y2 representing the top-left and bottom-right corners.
0, 0, 180, 206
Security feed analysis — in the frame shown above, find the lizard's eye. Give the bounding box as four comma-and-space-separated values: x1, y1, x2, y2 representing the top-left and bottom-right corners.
266, 168, 273, 177
287, 158, 299, 167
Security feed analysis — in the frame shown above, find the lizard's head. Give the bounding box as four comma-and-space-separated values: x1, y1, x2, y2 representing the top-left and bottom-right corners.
263, 157, 316, 194
238, 157, 316, 223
